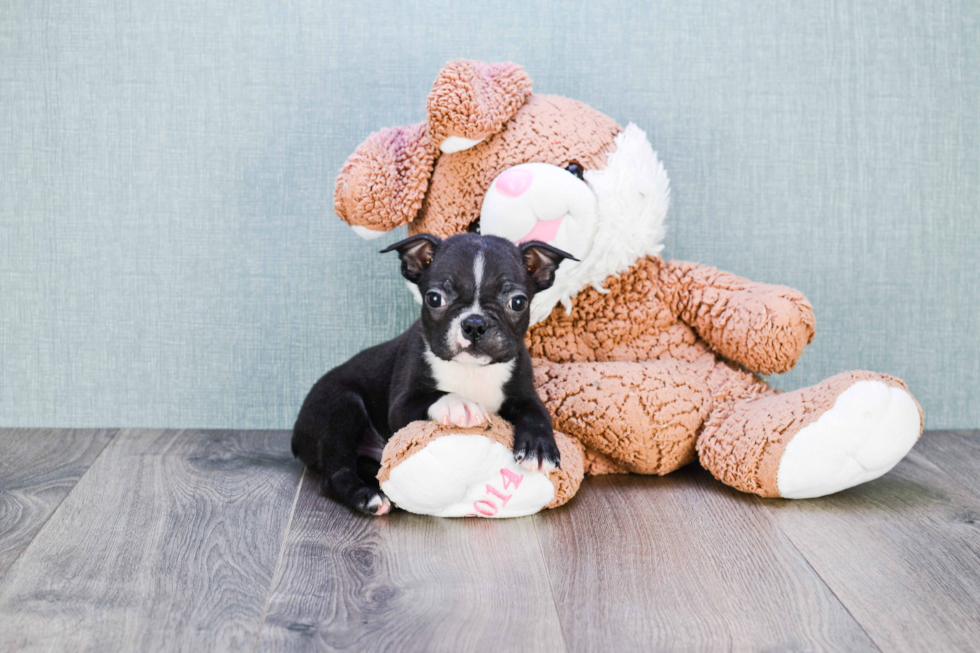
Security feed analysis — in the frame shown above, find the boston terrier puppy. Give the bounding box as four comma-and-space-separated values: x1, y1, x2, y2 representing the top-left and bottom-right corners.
292, 233, 577, 516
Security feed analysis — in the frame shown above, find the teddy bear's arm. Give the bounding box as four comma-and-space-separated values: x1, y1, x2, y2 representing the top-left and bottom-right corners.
658, 260, 816, 375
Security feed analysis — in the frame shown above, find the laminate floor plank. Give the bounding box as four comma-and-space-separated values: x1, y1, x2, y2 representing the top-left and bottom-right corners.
913, 430, 980, 499
2, 429, 976, 652
760, 443, 980, 653
256, 470, 568, 653
0, 428, 116, 578
0, 429, 303, 653
532, 468, 878, 653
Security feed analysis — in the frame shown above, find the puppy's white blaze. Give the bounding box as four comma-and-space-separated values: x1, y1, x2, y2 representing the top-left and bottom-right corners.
445, 251, 486, 353
424, 348, 514, 414
473, 251, 484, 295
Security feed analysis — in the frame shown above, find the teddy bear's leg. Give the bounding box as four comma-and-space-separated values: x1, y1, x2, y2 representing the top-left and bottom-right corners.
697, 371, 923, 499
533, 359, 713, 475
376, 419, 585, 517
582, 448, 631, 475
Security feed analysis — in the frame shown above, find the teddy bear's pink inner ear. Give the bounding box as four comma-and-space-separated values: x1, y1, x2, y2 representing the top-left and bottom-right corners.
426, 60, 532, 154
334, 121, 438, 237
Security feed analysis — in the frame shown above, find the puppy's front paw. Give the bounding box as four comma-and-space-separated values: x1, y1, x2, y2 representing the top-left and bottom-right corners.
353, 487, 391, 516
514, 436, 561, 474
428, 394, 489, 428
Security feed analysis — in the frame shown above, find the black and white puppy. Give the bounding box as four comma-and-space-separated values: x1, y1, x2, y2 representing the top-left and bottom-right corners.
292, 233, 576, 516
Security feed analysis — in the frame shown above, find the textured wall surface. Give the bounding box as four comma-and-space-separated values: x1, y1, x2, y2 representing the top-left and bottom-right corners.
1, 1, 977, 429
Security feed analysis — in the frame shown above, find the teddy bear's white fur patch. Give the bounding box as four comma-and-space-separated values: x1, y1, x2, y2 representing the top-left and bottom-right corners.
528, 123, 671, 324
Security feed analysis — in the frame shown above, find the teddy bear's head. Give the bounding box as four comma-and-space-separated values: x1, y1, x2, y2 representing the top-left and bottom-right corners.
335, 59, 670, 323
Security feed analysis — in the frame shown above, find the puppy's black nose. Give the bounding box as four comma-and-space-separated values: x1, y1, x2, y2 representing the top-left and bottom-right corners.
461, 314, 489, 342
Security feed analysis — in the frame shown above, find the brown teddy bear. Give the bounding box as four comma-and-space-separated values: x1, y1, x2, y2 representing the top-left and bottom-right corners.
334, 60, 923, 517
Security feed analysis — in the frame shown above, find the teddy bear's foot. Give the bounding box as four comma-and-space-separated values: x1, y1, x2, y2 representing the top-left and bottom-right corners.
698, 371, 923, 499
322, 479, 391, 517
376, 419, 585, 517
775, 379, 921, 498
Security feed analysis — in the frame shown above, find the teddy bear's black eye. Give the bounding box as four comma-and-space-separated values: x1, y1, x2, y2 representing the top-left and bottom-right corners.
467, 219, 481, 234
425, 291, 444, 308
565, 162, 585, 180
508, 295, 528, 312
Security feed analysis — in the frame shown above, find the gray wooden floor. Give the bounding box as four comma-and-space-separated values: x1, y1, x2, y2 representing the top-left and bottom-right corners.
0, 429, 978, 652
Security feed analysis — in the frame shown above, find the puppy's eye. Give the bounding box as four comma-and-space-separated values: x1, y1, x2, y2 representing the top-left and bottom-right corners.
425, 291, 444, 308
565, 162, 585, 180
508, 295, 528, 312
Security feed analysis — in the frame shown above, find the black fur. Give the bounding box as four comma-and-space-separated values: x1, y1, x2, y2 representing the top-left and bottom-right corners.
292, 233, 575, 515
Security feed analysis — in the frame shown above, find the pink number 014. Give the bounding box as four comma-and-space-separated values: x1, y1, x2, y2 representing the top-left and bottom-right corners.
472, 468, 524, 517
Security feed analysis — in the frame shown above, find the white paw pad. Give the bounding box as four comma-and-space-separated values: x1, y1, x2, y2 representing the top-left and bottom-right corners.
777, 380, 920, 499
365, 494, 391, 516
380, 435, 555, 518
428, 394, 489, 428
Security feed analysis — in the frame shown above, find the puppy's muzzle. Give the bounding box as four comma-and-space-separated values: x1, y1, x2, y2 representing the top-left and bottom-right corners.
461, 314, 489, 343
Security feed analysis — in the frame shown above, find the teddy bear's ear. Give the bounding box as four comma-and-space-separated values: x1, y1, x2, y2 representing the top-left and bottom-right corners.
426, 60, 532, 154
334, 121, 439, 240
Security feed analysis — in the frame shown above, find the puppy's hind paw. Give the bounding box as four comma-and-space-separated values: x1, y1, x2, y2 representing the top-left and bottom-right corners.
354, 488, 392, 516
369, 495, 392, 516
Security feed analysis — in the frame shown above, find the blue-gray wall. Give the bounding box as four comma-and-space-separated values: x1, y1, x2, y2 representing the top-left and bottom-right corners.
1, 1, 978, 429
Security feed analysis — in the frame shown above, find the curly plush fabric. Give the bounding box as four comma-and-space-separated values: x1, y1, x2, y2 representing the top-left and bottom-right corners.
659, 261, 816, 376
581, 448, 629, 475
334, 121, 437, 231
526, 256, 815, 375
525, 256, 823, 479
534, 359, 711, 474
546, 427, 587, 508
426, 60, 532, 145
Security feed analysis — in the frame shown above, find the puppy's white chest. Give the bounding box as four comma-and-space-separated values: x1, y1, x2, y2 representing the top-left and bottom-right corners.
424, 351, 514, 413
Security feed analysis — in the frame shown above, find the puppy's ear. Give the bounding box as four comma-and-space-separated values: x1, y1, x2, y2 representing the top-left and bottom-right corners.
427, 60, 532, 154
335, 122, 439, 240
380, 234, 442, 283
520, 242, 578, 292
